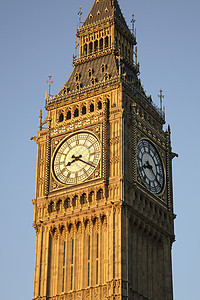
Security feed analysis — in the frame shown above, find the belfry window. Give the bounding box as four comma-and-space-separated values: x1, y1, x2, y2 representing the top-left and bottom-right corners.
88, 68, 93, 78
97, 189, 103, 200
89, 42, 93, 54
66, 110, 71, 120
59, 113, 64, 122
48, 202, 54, 213
105, 36, 109, 48
90, 103, 94, 112
82, 105, 86, 115
91, 77, 95, 85
74, 108, 79, 117
94, 40, 98, 52
98, 101, 102, 110
99, 38, 103, 50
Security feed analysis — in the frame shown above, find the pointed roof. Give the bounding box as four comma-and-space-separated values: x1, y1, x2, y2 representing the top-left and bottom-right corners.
82, 0, 129, 30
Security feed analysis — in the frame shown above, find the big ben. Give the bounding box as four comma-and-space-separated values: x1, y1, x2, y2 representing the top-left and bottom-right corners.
32, 1, 176, 299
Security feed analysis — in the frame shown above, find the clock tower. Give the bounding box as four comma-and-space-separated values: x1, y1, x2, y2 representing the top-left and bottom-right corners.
32, 1, 176, 299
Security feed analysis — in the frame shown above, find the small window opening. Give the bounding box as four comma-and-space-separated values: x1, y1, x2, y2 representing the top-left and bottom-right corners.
97, 189, 103, 200
98, 101, 102, 110
82, 106, 86, 115
88, 191, 94, 203
80, 193, 87, 205
84, 44, 87, 56
91, 77, 96, 85
72, 195, 78, 207
74, 108, 79, 117
88, 68, 93, 78
94, 40, 98, 52
89, 42, 93, 54
105, 36, 109, 48
90, 103, 94, 112
66, 111, 71, 120
99, 38, 103, 50
48, 202, 54, 213
59, 113, 64, 122
64, 198, 70, 209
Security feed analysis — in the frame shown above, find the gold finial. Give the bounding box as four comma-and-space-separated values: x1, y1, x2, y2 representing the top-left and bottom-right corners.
158, 89, 164, 112
46, 74, 53, 98
78, 6, 82, 29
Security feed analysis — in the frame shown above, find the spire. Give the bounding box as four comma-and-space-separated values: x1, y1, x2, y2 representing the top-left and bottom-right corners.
82, 0, 129, 31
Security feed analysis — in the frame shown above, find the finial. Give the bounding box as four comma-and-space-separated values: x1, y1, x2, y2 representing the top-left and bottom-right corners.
75, 37, 78, 58
39, 109, 42, 130
131, 14, 136, 34
46, 74, 53, 99
116, 47, 121, 76
135, 46, 138, 65
158, 89, 164, 112
78, 6, 82, 29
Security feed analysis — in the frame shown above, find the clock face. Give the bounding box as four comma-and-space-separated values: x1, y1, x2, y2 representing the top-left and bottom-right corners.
137, 139, 164, 194
53, 132, 101, 185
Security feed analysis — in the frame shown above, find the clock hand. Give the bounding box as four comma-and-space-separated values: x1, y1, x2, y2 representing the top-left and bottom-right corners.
143, 161, 152, 170
66, 159, 76, 166
77, 158, 96, 167
66, 155, 82, 166
148, 166, 162, 187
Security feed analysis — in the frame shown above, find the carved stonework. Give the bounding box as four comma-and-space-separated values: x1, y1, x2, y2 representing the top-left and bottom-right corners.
32, 2, 175, 300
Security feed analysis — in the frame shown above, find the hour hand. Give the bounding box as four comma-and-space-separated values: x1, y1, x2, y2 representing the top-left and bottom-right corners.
143, 161, 152, 169
66, 159, 75, 166
66, 155, 82, 166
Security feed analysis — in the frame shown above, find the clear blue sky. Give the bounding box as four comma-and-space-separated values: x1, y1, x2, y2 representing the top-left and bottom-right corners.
1, 1, 200, 299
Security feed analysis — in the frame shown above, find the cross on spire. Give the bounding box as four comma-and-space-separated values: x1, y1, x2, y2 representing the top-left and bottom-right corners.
46, 74, 53, 98
158, 89, 164, 112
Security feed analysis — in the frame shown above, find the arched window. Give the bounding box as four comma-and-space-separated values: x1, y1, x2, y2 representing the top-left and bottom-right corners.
84, 44, 87, 56
72, 195, 78, 207
74, 108, 79, 117
98, 101, 102, 110
90, 103, 94, 112
48, 202, 54, 213
105, 36, 109, 48
88, 191, 94, 203
76, 83, 81, 91
89, 42, 93, 54
94, 40, 98, 52
97, 189, 103, 200
91, 78, 95, 85
56, 200, 62, 211
104, 73, 109, 81
59, 113, 64, 122
64, 198, 70, 209
101, 64, 106, 73
82, 106, 86, 115
80, 193, 87, 204
66, 110, 71, 120
99, 38, 103, 50
88, 68, 93, 78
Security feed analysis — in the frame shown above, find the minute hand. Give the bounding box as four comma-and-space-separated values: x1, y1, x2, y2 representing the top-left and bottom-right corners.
149, 168, 161, 187
78, 158, 95, 167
